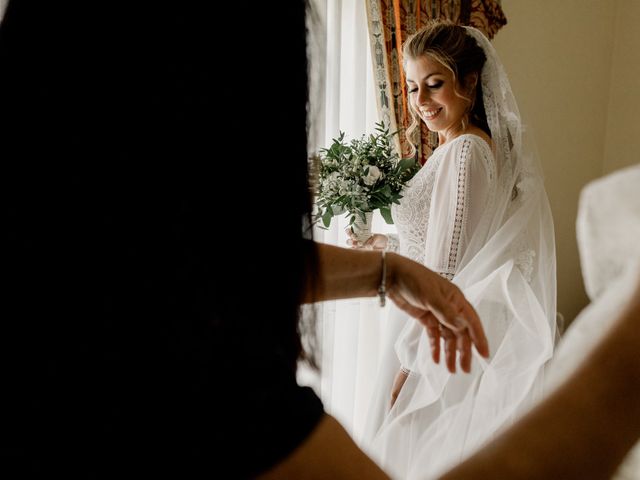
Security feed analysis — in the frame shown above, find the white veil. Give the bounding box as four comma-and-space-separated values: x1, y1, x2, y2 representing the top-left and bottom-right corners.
366, 26, 557, 479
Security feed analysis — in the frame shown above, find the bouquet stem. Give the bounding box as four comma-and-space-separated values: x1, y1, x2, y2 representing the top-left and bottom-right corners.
351, 211, 373, 243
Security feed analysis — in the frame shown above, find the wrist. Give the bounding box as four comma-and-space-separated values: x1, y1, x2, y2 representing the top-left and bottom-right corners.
384, 252, 398, 296
378, 250, 387, 307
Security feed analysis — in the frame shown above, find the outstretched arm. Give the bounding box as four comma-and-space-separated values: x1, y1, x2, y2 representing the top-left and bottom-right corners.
305, 242, 489, 370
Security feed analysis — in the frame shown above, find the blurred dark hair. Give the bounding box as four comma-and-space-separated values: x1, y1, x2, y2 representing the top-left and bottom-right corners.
1, 0, 317, 473
216, 0, 318, 370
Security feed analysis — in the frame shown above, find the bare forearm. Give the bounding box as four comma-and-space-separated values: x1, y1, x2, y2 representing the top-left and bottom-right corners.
303, 243, 384, 302
303, 241, 490, 365
441, 293, 640, 480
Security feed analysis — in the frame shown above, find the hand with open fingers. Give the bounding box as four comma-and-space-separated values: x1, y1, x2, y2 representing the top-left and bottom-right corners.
439, 323, 473, 373
385, 252, 489, 373
345, 228, 388, 250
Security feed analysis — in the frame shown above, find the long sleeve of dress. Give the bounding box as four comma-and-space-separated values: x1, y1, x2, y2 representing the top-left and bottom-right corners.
424, 136, 495, 279
393, 136, 495, 372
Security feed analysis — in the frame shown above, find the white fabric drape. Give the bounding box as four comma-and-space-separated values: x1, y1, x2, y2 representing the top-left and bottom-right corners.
300, 0, 394, 442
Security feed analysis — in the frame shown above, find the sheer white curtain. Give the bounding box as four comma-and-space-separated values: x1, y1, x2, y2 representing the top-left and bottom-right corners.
302, 0, 396, 442
0, 0, 8, 23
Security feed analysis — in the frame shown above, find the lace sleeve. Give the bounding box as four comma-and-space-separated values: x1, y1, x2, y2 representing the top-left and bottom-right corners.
425, 136, 496, 279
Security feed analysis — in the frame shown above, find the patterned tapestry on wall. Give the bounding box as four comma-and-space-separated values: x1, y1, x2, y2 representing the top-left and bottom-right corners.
366, 0, 506, 165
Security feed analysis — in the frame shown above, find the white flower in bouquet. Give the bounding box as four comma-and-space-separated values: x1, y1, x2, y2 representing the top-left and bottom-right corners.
311, 122, 420, 231
363, 166, 381, 186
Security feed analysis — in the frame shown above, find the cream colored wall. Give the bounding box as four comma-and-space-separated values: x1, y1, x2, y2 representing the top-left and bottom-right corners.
603, 0, 640, 174
492, 0, 618, 325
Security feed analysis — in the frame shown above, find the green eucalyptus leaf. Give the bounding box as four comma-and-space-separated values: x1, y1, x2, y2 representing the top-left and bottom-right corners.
322, 210, 333, 228
398, 157, 417, 171
379, 206, 394, 224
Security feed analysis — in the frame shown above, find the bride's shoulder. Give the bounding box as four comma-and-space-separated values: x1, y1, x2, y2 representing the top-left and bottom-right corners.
440, 132, 492, 157
460, 129, 492, 150
436, 132, 495, 177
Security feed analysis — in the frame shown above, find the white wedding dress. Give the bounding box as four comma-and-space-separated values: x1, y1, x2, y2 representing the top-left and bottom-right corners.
361, 28, 557, 480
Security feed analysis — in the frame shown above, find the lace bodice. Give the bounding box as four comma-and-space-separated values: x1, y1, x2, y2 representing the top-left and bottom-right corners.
391, 134, 496, 278
390, 145, 442, 264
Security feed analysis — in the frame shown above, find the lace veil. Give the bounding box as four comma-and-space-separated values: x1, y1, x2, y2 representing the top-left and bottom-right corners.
365, 26, 558, 479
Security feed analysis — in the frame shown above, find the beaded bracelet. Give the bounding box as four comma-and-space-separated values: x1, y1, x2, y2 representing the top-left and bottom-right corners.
378, 250, 386, 307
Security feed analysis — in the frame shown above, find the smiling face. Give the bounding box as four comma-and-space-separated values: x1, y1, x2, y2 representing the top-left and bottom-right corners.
405, 55, 472, 145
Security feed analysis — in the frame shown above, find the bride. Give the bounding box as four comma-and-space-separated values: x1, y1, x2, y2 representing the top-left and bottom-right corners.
351, 21, 557, 479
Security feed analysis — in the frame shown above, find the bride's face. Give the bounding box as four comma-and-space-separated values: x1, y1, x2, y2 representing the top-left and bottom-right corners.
405, 55, 470, 143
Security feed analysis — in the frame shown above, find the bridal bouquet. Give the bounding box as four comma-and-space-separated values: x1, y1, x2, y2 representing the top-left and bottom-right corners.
312, 122, 419, 236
